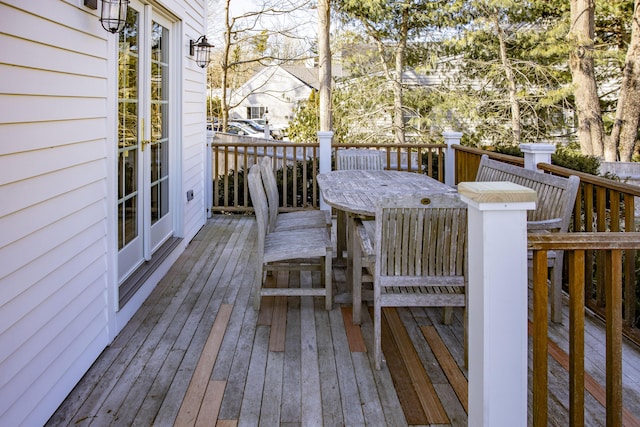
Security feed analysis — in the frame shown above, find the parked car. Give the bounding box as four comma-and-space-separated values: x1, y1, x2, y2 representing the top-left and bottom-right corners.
232, 119, 279, 139
213, 122, 267, 138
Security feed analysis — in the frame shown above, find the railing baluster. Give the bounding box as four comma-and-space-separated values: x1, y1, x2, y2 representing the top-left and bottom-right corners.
568, 249, 585, 427
584, 183, 595, 301
532, 249, 548, 427
624, 194, 636, 326
596, 187, 607, 306
606, 249, 623, 427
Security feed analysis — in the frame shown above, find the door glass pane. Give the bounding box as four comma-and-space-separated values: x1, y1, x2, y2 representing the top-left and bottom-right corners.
118, 7, 139, 249
150, 21, 169, 224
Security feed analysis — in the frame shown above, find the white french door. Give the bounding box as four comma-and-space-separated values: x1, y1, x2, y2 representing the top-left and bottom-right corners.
117, 1, 174, 283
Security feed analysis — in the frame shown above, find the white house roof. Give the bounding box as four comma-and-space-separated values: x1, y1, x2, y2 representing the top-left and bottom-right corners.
280, 66, 320, 90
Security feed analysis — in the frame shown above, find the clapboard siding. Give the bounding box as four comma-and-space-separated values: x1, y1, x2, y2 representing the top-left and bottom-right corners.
0, 202, 105, 289
4, 296, 109, 426
0, 95, 107, 123
1, 139, 106, 186
0, 214, 106, 294
0, 65, 107, 97
1, 3, 107, 56
0, 161, 106, 220
0, 0, 208, 424
0, 181, 105, 274
0, 34, 107, 77
0, 236, 106, 340
0, 119, 107, 155
1, 271, 107, 395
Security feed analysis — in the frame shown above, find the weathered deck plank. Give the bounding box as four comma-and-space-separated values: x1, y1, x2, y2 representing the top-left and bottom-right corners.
299, 270, 323, 425
46, 215, 640, 427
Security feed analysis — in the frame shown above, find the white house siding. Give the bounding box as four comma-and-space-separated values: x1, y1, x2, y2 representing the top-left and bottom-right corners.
230, 66, 316, 129
0, 0, 208, 425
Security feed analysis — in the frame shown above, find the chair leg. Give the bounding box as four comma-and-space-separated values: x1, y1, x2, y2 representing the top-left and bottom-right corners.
464, 307, 468, 370
325, 249, 332, 310
374, 304, 382, 370
442, 307, 453, 325
352, 220, 362, 324
253, 266, 264, 311
336, 210, 347, 259
550, 251, 564, 323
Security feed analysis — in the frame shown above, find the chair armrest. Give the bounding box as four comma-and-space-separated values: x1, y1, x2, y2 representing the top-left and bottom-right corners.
355, 219, 375, 260
527, 218, 562, 232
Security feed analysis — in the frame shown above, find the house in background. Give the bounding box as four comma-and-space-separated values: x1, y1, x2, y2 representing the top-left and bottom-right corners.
0, 0, 210, 425
228, 65, 325, 133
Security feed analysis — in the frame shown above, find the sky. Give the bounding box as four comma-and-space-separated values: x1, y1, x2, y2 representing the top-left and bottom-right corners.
207, 0, 318, 51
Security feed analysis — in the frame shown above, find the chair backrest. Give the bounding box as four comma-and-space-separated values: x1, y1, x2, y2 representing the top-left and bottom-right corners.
247, 164, 269, 249
336, 149, 384, 171
374, 193, 467, 287
260, 156, 280, 233
475, 155, 580, 232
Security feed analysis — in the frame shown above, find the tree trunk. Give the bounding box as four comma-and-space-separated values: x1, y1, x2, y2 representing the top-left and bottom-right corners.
220, 0, 232, 130
495, 13, 521, 145
568, 0, 605, 157
317, 0, 332, 132
366, 11, 407, 145
391, 7, 408, 145
610, 0, 640, 161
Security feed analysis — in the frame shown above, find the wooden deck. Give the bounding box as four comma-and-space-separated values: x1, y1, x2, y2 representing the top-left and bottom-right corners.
47, 215, 640, 426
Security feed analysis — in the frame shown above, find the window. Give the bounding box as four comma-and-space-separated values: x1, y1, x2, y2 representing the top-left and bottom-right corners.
246, 106, 266, 120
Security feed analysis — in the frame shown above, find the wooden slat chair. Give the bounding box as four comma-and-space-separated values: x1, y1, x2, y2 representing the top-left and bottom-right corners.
247, 164, 333, 310
475, 154, 580, 323
335, 148, 384, 171
259, 156, 330, 232
353, 193, 468, 370
334, 149, 384, 258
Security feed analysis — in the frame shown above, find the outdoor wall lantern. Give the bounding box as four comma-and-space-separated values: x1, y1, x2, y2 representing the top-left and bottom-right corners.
84, 0, 129, 34
190, 36, 214, 68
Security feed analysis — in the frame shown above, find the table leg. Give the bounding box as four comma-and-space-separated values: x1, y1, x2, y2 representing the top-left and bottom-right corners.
336, 209, 347, 261
351, 215, 362, 324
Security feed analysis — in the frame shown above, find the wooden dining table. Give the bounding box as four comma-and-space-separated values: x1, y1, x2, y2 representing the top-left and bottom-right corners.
317, 170, 456, 305
317, 170, 456, 282
317, 169, 455, 218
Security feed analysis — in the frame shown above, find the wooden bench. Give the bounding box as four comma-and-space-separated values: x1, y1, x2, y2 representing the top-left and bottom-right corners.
475, 154, 580, 323
247, 165, 333, 310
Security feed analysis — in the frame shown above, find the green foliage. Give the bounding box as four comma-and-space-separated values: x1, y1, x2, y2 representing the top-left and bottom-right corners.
275, 160, 320, 207
491, 142, 601, 175
288, 89, 351, 144
492, 143, 524, 158
217, 168, 248, 207
434, 0, 576, 146
217, 161, 319, 208
287, 90, 320, 143
420, 150, 441, 179
551, 143, 600, 175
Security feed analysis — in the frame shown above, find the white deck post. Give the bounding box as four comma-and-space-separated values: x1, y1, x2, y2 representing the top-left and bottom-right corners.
520, 143, 555, 172
458, 181, 537, 427
442, 131, 463, 187
317, 131, 334, 211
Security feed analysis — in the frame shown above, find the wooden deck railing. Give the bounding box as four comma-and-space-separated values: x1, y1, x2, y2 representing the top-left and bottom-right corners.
452, 144, 640, 344
210, 138, 320, 213
210, 133, 446, 213
528, 232, 640, 427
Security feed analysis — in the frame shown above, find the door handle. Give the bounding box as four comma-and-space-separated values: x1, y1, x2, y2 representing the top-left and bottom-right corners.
141, 119, 151, 151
